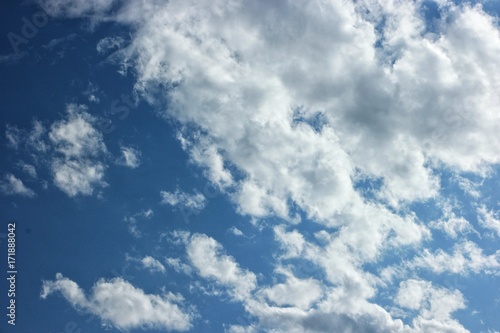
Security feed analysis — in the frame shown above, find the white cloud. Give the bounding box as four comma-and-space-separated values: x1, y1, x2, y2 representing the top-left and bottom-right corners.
410, 241, 500, 275
395, 279, 467, 331
452, 174, 482, 199
186, 233, 257, 301
141, 256, 166, 273
49, 105, 106, 158
241, 298, 407, 333
228, 226, 244, 237
429, 200, 478, 239
273, 225, 306, 259
430, 216, 477, 239
161, 189, 206, 211
477, 205, 500, 238
258, 268, 322, 310
118, 146, 141, 168
5, 105, 108, 197
0, 173, 35, 198
48, 104, 108, 196
51, 159, 106, 196
41, 273, 192, 331
178, 133, 234, 189
225, 325, 257, 333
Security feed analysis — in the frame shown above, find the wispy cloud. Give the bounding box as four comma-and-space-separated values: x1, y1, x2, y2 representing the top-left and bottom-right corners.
123, 209, 153, 238
0, 52, 27, 65
0, 173, 36, 197
38, 0, 117, 18
17, 161, 37, 178
118, 146, 141, 169
161, 189, 206, 211
477, 205, 500, 238
96, 36, 125, 54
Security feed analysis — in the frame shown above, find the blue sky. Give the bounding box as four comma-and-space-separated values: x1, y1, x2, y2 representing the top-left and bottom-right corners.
0, 0, 499, 332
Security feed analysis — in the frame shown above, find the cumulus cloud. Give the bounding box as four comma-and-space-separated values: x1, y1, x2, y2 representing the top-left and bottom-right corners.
49, 105, 108, 196
141, 256, 166, 273
395, 279, 467, 331
167, 231, 405, 332
51, 159, 106, 196
126, 0, 497, 215
257, 268, 322, 310
49, 105, 106, 158
0, 173, 36, 197
241, 297, 407, 333
177, 133, 234, 189
186, 233, 257, 301
273, 225, 306, 259
4, 104, 108, 197
410, 241, 500, 275
41, 273, 192, 331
